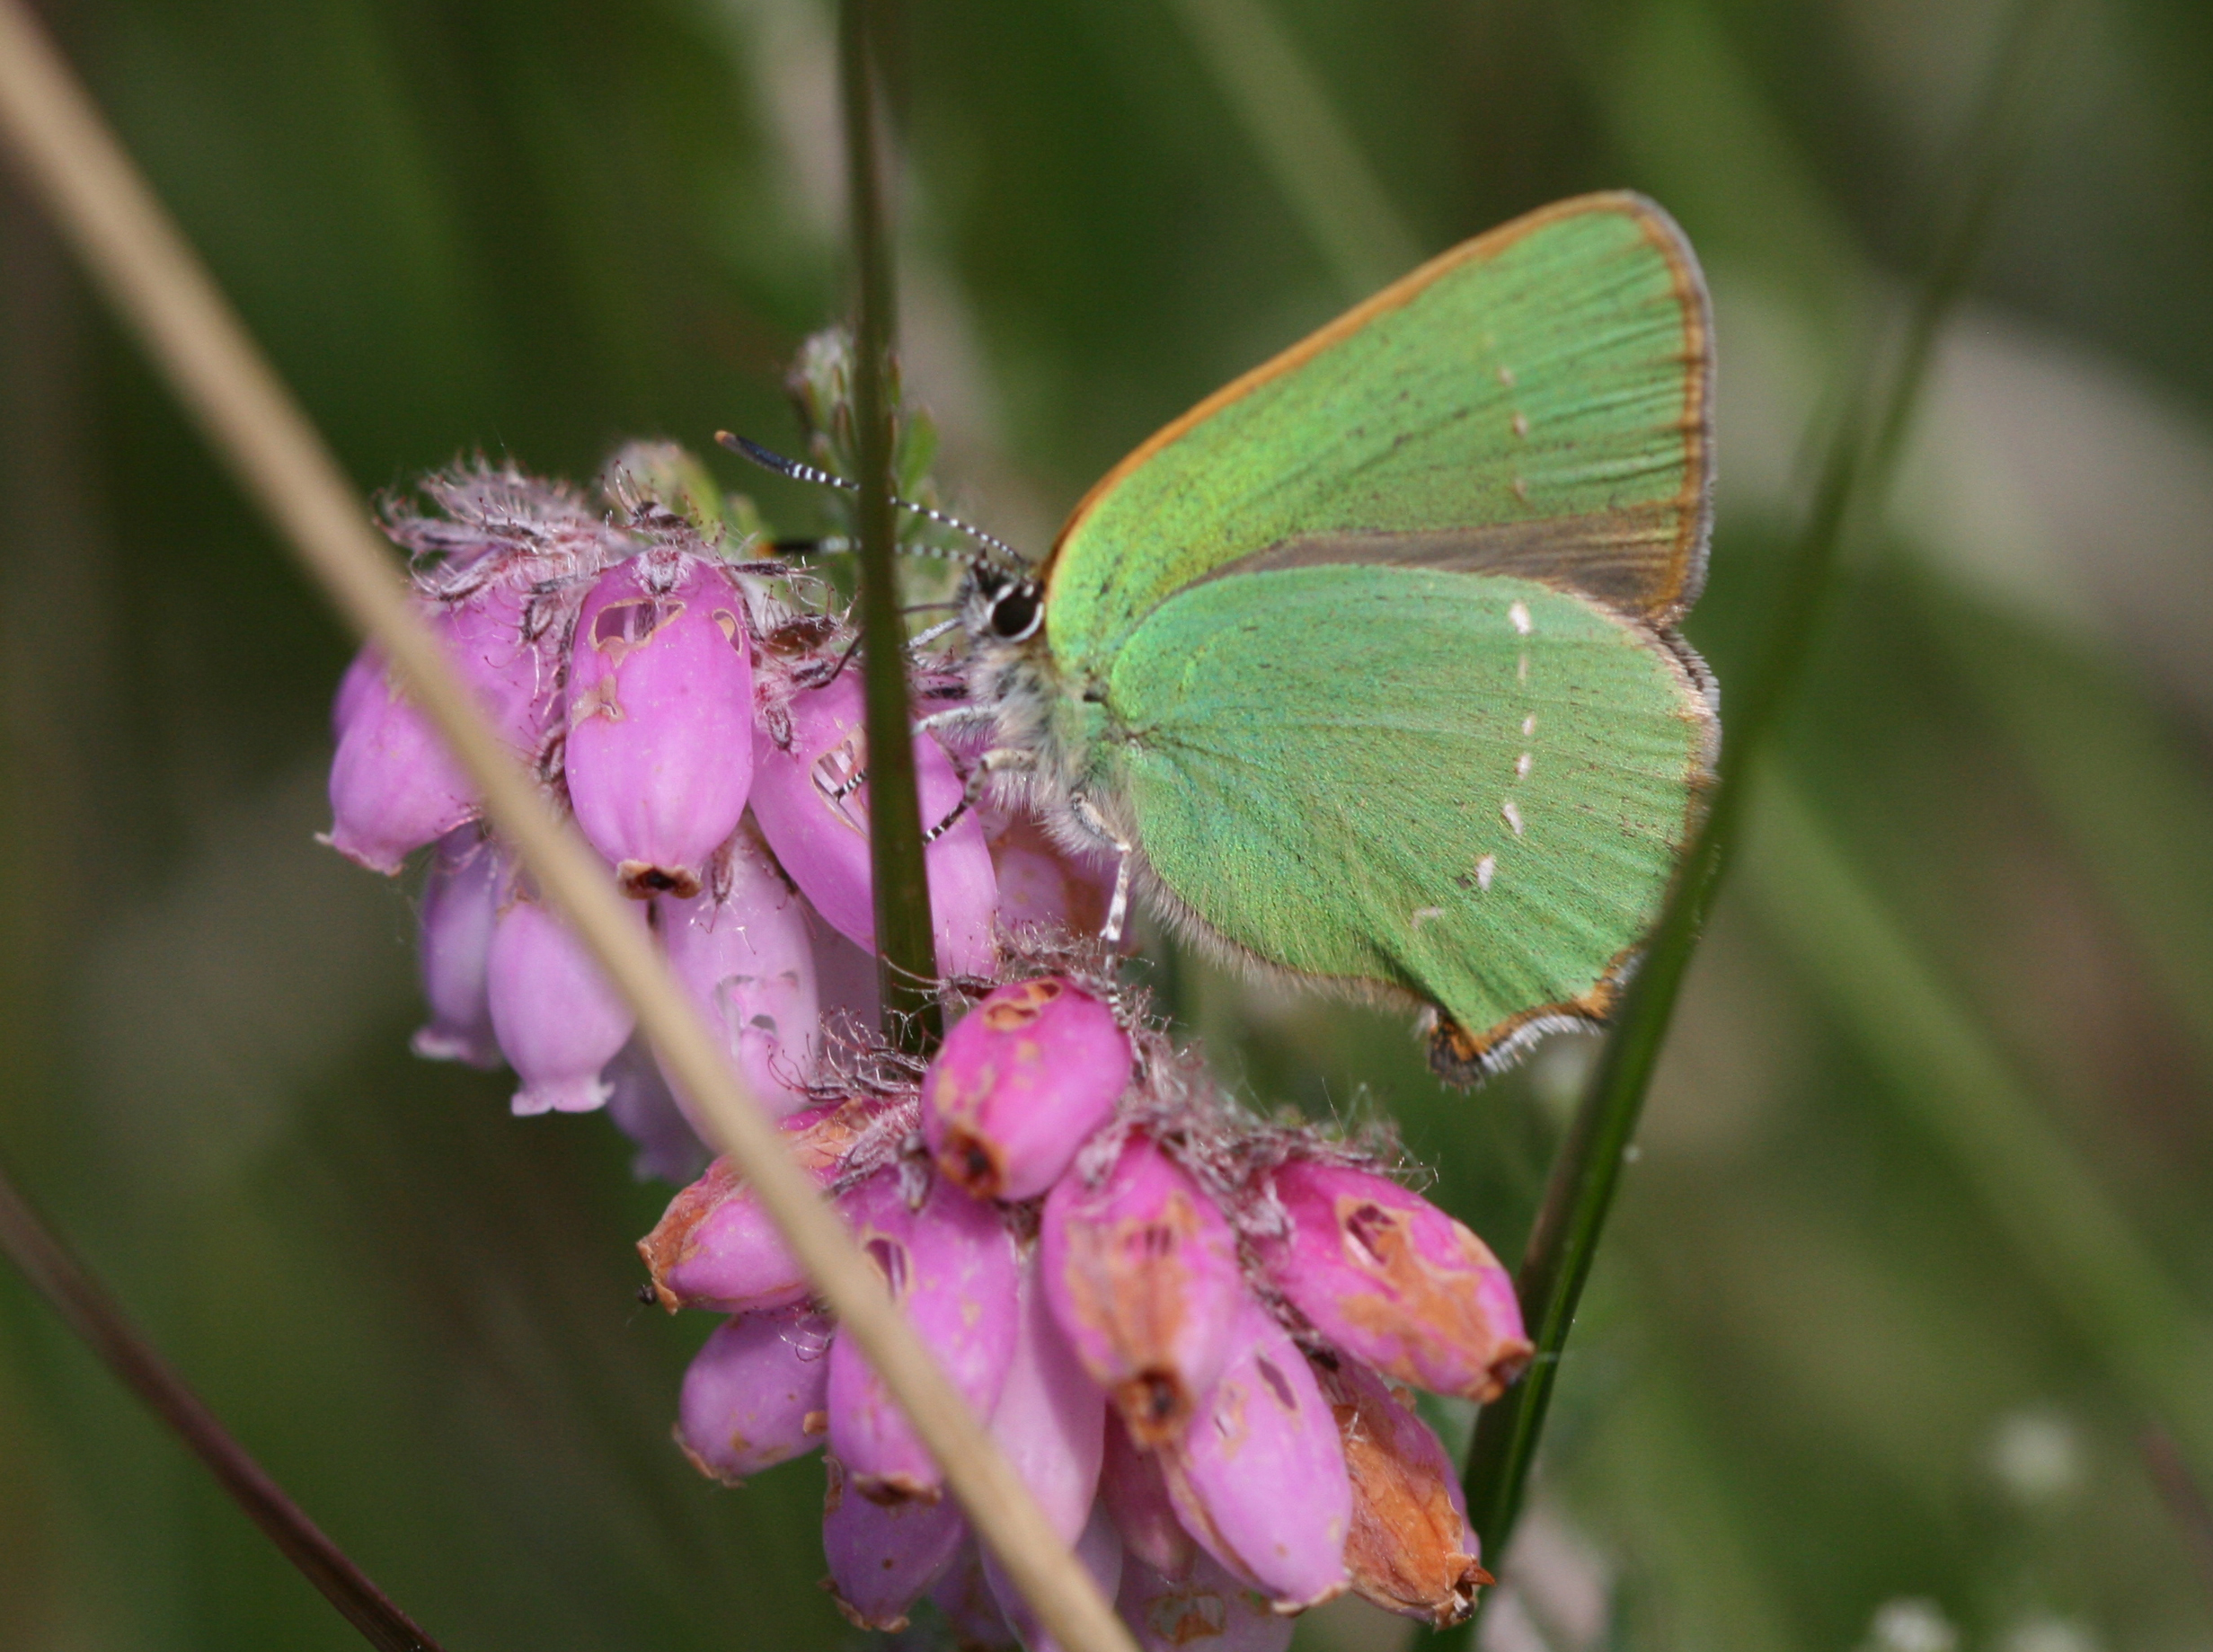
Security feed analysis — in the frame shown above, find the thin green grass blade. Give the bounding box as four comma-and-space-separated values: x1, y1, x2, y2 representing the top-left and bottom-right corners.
838, 0, 941, 1049
1444, 0, 2072, 1628
1746, 774, 2213, 1484
1162, 0, 1421, 301
0, 1156, 447, 1652
1915, 572, 2213, 1072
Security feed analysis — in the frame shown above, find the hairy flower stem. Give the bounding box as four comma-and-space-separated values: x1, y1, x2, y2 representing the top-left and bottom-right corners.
838, 0, 942, 1051
1439, 4, 2065, 1637
0, 1157, 448, 1652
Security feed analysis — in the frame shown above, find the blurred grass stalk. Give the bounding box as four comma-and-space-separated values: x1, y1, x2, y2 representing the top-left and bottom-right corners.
1161, 0, 1422, 295
0, 1162, 448, 1652
1748, 776, 2213, 1482
0, 4, 1134, 1648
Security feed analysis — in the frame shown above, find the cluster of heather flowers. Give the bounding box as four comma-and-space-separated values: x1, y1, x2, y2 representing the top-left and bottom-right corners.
322, 342, 1531, 1649
323, 436, 1103, 1144
645, 969, 1533, 1647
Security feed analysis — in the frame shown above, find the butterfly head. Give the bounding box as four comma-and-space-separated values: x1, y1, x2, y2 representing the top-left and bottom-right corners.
964, 564, 1046, 646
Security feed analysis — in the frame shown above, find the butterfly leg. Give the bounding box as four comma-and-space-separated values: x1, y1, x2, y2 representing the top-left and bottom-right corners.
912, 704, 996, 739
1069, 792, 1135, 946
810, 708, 999, 808
925, 746, 1035, 844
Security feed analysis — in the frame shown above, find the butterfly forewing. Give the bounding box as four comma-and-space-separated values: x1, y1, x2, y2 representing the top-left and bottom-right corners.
1044, 192, 1712, 682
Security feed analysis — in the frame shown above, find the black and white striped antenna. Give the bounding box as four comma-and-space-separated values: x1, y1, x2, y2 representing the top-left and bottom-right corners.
716, 433, 1027, 572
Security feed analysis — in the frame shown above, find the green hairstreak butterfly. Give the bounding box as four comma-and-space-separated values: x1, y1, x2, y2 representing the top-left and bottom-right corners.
748, 190, 1718, 1083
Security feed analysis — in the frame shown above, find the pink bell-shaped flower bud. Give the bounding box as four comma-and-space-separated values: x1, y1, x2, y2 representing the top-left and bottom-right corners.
565, 552, 755, 900
987, 1248, 1108, 1545
929, 1540, 1020, 1649
812, 922, 882, 1029
988, 815, 1118, 939
325, 654, 477, 875
748, 674, 998, 977
986, 1497, 1124, 1652
1253, 1160, 1532, 1403
410, 828, 503, 1068
325, 595, 558, 876
1157, 1295, 1352, 1613
332, 641, 384, 739
1318, 1359, 1487, 1627
1040, 1135, 1243, 1445
827, 1171, 1021, 1503
821, 1454, 968, 1631
638, 1099, 880, 1312
1101, 1410, 1196, 1583
675, 1306, 834, 1484
1117, 1552, 1293, 1652
991, 841, 1073, 932
438, 580, 559, 755
656, 826, 820, 1120
925, 977, 1131, 1202
602, 1038, 708, 1184
483, 886, 642, 1115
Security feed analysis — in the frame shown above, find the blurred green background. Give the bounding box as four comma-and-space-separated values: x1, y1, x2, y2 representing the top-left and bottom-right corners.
4, 1, 2211, 1649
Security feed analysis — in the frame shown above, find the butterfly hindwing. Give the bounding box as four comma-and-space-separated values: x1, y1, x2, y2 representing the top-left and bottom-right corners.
1101, 564, 1714, 1071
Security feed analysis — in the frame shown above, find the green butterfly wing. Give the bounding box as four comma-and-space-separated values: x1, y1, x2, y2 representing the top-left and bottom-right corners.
1035, 193, 1716, 1076
1044, 192, 1711, 673
1099, 565, 1713, 1075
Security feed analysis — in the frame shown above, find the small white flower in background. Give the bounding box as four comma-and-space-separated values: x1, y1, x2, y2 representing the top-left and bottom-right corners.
1864, 1597, 1960, 1652
2001, 1615, 2102, 1652
1987, 1406, 2085, 1506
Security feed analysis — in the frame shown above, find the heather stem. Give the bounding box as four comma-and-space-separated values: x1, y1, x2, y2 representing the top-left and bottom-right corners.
838, 0, 942, 1050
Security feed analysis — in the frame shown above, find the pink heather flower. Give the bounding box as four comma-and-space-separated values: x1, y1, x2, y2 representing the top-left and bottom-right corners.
930, 1541, 1019, 1648
656, 826, 821, 1121
985, 1498, 1125, 1652
483, 887, 642, 1115
1040, 1134, 1243, 1445
827, 1171, 1021, 1502
747, 674, 998, 977
810, 923, 882, 1029
987, 816, 1120, 940
324, 646, 477, 875
822, 1455, 968, 1631
1253, 1160, 1532, 1404
925, 977, 1131, 1201
410, 828, 503, 1068
438, 579, 559, 755
991, 841, 1075, 931
638, 1099, 883, 1312
600, 1038, 708, 1184
1100, 1409, 1196, 1582
1318, 1358, 1487, 1627
326, 590, 565, 876
332, 642, 384, 739
675, 1306, 833, 1484
566, 552, 756, 900
986, 1249, 1108, 1544
1157, 1296, 1351, 1613
1117, 1551, 1293, 1652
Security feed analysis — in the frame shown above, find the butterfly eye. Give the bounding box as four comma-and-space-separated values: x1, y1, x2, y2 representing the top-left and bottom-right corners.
989, 583, 1043, 641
